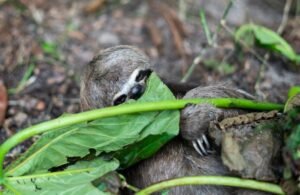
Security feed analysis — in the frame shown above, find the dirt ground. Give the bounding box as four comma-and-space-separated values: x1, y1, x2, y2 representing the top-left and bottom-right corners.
0, 0, 300, 165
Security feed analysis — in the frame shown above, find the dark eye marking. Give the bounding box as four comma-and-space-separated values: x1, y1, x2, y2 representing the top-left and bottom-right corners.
113, 94, 127, 105
129, 84, 144, 100
135, 69, 152, 82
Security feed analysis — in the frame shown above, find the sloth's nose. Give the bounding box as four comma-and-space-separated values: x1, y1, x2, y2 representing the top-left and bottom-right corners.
129, 84, 145, 100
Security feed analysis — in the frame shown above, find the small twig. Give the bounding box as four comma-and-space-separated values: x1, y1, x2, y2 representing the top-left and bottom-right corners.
8, 63, 35, 94
152, 2, 187, 73
255, 0, 293, 98
180, 50, 206, 83
254, 53, 269, 99
221, 21, 272, 99
211, 0, 235, 45
119, 174, 140, 192
199, 9, 213, 46
123, 182, 140, 192
178, 0, 187, 21
221, 21, 271, 98
221, 21, 269, 65
277, 0, 293, 35
181, 0, 235, 82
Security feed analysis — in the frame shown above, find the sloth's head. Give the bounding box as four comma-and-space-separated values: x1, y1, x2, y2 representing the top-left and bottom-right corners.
80, 46, 152, 110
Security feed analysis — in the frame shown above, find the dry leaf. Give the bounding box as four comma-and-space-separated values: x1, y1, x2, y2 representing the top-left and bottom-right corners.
145, 20, 163, 51
84, 0, 106, 14
150, 1, 187, 73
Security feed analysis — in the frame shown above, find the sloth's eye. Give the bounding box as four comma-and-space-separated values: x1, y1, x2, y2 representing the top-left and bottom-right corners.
113, 94, 127, 105
129, 84, 144, 100
135, 69, 152, 82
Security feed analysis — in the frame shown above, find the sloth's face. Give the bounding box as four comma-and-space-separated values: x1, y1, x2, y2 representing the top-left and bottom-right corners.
80, 46, 152, 110
112, 68, 151, 106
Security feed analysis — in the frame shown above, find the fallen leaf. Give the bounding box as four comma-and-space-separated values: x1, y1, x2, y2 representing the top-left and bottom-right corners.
84, 0, 106, 14
68, 31, 86, 41
35, 100, 46, 111
151, 1, 187, 73
221, 132, 246, 172
144, 19, 163, 51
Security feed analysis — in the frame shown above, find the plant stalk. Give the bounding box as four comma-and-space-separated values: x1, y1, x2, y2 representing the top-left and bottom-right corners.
135, 176, 284, 195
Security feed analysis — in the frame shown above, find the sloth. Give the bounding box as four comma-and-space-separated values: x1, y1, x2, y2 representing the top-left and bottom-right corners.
80, 45, 269, 194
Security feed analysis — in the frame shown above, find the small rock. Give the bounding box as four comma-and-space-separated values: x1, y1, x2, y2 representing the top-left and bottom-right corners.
35, 100, 46, 111
14, 112, 28, 126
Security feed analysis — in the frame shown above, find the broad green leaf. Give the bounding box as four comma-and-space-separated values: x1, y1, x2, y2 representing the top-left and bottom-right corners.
235, 24, 300, 64
4, 158, 118, 195
5, 73, 179, 177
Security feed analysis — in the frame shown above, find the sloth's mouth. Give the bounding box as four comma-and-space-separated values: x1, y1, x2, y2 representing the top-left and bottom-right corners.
112, 68, 152, 106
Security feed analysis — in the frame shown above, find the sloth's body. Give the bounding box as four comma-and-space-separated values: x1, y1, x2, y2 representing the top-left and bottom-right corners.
80, 46, 259, 194
124, 138, 230, 194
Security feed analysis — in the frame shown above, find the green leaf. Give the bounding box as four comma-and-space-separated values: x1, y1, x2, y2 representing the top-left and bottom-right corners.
288, 86, 300, 98
41, 41, 61, 60
5, 73, 179, 177
235, 24, 255, 46
3, 158, 118, 195
284, 86, 300, 113
284, 88, 300, 161
235, 24, 300, 64
8, 63, 35, 94
41, 41, 56, 53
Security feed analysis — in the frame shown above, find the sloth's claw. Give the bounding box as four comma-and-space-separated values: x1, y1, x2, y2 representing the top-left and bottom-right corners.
192, 141, 204, 156
192, 134, 211, 156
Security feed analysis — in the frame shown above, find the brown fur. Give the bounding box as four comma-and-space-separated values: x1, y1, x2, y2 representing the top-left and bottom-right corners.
180, 85, 253, 141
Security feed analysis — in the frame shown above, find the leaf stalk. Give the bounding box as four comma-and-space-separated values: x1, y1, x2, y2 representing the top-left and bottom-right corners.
135, 176, 284, 195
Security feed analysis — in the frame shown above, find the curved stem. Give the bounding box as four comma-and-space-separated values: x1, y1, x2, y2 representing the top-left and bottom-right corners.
135, 176, 284, 195
0, 98, 284, 181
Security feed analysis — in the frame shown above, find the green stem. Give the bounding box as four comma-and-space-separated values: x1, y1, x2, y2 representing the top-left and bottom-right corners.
181, 0, 234, 83
211, 0, 234, 44
8, 63, 35, 95
180, 53, 204, 83
199, 9, 212, 46
135, 176, 284, 195
0, 98, 284, 181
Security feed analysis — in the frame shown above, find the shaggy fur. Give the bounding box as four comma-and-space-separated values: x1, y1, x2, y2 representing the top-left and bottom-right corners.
80, 46, 262, 194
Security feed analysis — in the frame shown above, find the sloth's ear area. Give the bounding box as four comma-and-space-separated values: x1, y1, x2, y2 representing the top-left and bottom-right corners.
111, 69, 152, 106
135, 69, 152, 82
